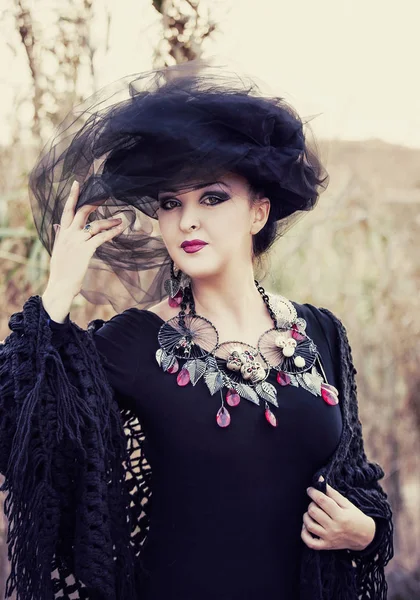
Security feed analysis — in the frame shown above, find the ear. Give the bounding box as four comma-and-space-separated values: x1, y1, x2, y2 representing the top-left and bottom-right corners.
250, 196, 271, 235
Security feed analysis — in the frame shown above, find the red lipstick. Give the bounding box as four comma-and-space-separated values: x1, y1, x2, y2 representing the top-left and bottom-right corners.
181, 239, 208, 253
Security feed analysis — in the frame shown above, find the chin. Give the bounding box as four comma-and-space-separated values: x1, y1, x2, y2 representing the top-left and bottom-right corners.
178, 259, 221, 280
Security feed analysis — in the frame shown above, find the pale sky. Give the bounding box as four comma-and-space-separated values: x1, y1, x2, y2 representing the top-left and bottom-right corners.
1, 0, 419, 148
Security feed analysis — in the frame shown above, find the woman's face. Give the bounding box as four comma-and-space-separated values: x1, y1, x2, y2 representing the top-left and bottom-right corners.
157, 172, 270, 280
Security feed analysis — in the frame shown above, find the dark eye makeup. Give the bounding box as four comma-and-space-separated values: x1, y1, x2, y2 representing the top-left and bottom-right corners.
158, 191, 230, 211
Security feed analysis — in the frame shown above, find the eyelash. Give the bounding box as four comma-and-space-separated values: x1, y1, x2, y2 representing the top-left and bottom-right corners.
158, 193, 229, 211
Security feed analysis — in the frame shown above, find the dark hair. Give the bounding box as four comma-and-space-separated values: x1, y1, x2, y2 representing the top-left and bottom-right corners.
253, 219, 279, 257
243, 182, 278, 259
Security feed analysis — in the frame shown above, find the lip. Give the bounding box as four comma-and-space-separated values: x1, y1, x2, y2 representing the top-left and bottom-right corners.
183, 245, 206, 253
180, 240, 208, 254
181, 239, 207, 248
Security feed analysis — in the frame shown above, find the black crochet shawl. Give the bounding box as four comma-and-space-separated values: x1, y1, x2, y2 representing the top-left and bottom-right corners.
0, 295, 394, 600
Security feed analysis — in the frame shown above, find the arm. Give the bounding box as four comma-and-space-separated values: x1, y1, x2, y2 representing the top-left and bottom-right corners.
0, 295, 136, 599
313, 305, 394, 596
46, 303, 141, 412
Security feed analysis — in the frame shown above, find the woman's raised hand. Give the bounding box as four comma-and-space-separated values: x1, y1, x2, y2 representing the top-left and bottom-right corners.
42, 181, 125, 321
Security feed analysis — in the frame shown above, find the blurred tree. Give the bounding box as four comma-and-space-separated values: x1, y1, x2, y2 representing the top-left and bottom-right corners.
14, 0, 42, 146
152, 0, 216, 67
12, 0, 105, 146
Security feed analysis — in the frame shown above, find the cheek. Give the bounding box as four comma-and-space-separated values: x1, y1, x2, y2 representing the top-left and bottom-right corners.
157, 215, 175, 244
219, 214, 250, 246
210, 224, 249, 263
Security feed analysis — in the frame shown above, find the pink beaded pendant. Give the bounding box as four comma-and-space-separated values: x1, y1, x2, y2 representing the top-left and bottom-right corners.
291, 324, 306, 342
265, 406, 277, 427
176, 367, 190, 386
168, 289, 183, 308
226, 389, 240, 407
167, 358, 179, 374
321, 382, 339, 405
216, 406, 231, 428
276, 371, 291, 386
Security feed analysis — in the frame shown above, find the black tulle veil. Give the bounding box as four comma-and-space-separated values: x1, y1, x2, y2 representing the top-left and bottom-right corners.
29, 61, 329, 313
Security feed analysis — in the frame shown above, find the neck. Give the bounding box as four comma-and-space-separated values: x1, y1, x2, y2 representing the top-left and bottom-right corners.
188, 265, 271, 327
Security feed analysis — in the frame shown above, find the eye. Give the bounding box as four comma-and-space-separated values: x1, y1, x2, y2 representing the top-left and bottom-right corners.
158, 191, 229, 210
159, 199, 179, 210
201, 193, 229, 206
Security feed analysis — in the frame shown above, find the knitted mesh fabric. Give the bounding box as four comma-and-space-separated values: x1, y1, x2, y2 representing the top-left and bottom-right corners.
0, 296, 394, 600
0, 296, 144, 599
299, 305, 394, 600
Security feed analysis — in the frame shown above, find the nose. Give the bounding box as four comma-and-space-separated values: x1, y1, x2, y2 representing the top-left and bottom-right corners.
178, 204, 200, 232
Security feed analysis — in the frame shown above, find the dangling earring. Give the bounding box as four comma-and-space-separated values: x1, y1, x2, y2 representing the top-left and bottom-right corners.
164, 259, 186, 307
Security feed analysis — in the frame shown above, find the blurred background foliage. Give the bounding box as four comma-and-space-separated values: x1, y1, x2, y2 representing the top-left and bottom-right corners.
0, 0, 419, 598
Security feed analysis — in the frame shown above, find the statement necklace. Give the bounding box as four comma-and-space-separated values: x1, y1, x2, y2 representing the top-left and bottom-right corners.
155, 281, 339, 428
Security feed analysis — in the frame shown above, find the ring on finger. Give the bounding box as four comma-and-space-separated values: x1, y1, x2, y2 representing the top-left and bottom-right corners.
83, 223, 94, 238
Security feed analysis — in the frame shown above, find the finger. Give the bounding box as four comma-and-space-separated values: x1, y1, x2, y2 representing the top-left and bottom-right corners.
60, 181, 80, 230
301, 524, 326, 550
78, 216, 123, 237
88, 222, 125, 248
307, 487, 341, 520
303, 511, 326, 537
324, 483, 351, 509
317, 475, 349, 508
307, 501, 332, 529
72, 201, 106, 230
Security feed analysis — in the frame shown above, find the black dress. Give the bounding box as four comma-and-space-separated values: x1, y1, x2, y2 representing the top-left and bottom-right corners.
48, 301, 343, 600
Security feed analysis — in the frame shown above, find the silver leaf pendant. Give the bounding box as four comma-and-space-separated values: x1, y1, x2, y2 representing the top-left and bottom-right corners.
295, 372, 319, 395
302, 371, 321, 396
205, 355, 218, 371
233, 382, 260, 405
308, 365, 324, 395
155, 348, 163, 367
161, 351, 176, 373
204, 371, 224, 395
288, 373, 299, 387
185, 358, 207, 386
164, 277, 180, 298
255, 381, 279, 407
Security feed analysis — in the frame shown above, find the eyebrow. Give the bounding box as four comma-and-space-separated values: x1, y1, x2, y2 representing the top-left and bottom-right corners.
158, 181, 232, 197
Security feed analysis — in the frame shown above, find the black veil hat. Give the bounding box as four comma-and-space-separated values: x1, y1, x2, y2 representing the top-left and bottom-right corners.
29, 61, 329, 313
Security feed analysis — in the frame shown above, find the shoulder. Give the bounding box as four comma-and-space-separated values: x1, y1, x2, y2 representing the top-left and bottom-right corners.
87, 304, 163, 338
86, 306, 163, 378
293, 300, 342, 341
291, 298, 358, 378
268, 292, 344, 339
269, 293, 349, 372
295, 301, 353, 361
145, 298, 181, 321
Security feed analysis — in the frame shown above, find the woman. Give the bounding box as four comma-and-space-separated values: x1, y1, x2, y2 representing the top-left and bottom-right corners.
0, 64, 393, 599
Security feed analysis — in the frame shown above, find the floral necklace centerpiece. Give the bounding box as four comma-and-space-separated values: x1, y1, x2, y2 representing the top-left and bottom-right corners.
155, 280, 339, 428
